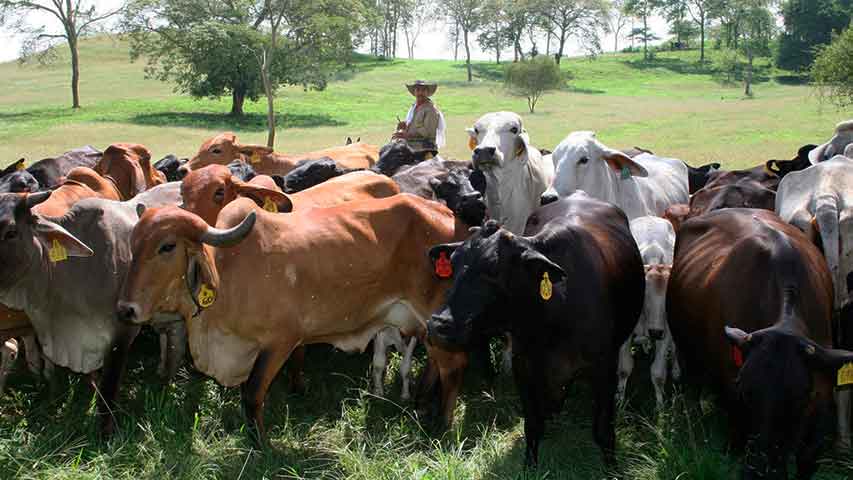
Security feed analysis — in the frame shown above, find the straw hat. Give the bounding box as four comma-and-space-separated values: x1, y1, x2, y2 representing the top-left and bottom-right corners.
406, 80, 438, 96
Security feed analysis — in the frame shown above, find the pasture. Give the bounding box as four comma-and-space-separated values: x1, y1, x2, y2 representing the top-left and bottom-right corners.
0, 37, 851, 480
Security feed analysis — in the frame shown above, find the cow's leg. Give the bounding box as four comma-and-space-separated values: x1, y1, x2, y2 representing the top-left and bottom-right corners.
22, 335, 43, 378
592, 353, 618, 465
0, 339, 19, 394
650, 339, 669, 408
286, 346, 306, 395
670, 341, 682, 382
796, 399, 833, 480
512, 353, 544, 467
157, 331, 168, 378
241, 345, 293, 447
399, 336, 417, 401
616, 338, 634, 405
98, 326, 140, 437
834, 390, 851, 450
165, 322, 187, 380
415, 355, 442, 419
372, 330, 392, 398
500, 333, 513, 374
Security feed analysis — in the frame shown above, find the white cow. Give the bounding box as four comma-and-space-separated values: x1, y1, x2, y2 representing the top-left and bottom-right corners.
371, 327, 417, 400
617, 216, 680, 406
845, 143, 853, 158
776, 154, 853, 450
546, 131, 688, 220
809, 120, 853, 164
468, 112, 554, 234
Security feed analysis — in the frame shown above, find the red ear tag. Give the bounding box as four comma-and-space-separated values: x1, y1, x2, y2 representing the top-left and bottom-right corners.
435, 251, 452, 278
731, 345, 744, 368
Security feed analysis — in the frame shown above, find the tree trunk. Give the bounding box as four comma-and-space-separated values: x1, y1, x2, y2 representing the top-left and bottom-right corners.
495, 21, 501, 64
614, 28, 619, 53
260, 50, 275, 148
546, 32, 550, 56
556, 31, 567, 64
454, 21, 460, 61
643, 14, 649, 60
699, 11, 705, 62
230, 88, 246, 116
464, 28, 472, 82
744, 53, 753, 96
69, 34, 81, 109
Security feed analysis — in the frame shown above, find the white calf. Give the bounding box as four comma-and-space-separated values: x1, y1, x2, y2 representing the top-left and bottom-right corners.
372, 327, 418, 400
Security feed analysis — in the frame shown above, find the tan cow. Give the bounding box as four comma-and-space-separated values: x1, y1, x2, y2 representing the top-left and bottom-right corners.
179, 132, 379, 177
117, 194, 466, 443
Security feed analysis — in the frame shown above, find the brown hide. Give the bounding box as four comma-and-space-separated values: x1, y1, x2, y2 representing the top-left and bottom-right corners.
688, 180, 776, 218
704, 164, 779, 191
186, 132, 379, 176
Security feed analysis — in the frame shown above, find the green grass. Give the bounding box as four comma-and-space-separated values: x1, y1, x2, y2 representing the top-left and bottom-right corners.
1, 37, 853, 479
1, 37, 849, 168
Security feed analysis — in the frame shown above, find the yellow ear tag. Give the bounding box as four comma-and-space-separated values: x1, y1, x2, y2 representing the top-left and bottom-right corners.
16, 161, 26, 171
838, 362, 853, 387
250, 151, 261, 164
48, 239, 68, 263
197, 284, 216, 308
540, 272, 552, 301
262, 196, 278, 213
424, 152, 434, 160
468, 137, 477, 151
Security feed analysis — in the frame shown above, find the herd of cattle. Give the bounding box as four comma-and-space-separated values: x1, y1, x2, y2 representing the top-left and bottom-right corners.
2, 114, 853, 478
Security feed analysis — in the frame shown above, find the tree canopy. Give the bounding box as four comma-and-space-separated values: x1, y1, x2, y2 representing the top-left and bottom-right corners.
777, 0, 852, 71
812, 27, 853, 108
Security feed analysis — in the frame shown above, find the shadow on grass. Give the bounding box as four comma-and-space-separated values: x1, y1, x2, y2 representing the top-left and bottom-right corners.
622, 56, 719, 75
332, 53, 404, 82
775, 74, 811, 86
128, 111, 345, 131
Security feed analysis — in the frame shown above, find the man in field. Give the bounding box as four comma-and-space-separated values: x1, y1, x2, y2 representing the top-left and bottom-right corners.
392, 80, 446, 158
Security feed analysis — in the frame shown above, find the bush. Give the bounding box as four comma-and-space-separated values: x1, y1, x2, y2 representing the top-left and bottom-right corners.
504, 56, 566, 113
812, 27, 853, 108
713, 48, 742, 84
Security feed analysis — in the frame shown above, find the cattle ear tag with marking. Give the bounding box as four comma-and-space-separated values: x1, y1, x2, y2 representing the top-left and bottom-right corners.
262, 196, 278, 213
16, 161, 26, 171
540, 272, 552, 301
435, 251, 452, 278
48, 239, 68, 263
468, 137, 477, 151
620, 167, 631, 180
250, 151, 261, 164
197, 284, 216, 308
838, 363, 853, 388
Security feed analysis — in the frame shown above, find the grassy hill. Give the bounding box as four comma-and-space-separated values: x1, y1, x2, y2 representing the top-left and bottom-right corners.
0, 37, 852, 480
1, 36, 848, 168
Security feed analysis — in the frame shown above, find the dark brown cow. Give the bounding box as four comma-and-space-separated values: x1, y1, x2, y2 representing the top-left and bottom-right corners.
0, 146, 102, 193
422, 192, 644, 466
688, 180, 776, 218
667, 208, 852, 479
117, 194, 467, 444
704, 164, 780, 191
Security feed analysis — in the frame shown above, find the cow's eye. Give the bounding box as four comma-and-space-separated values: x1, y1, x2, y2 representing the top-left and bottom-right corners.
213, 187, 225, 204
211, 148, 222, 155
579, 157, 589, 165
158, 243, 176, 255
510, 127, 519, 134
3, 229, 17, 240
474, 128, 479, 135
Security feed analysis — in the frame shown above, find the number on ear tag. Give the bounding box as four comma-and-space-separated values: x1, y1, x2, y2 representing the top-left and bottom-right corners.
263, 196, 278, 213
250, 151, 261, 164
731, 345, 744, 368
838, 363, 853, 387
48, 239, 68, 263
16, 161, 26, 171
468, 137, 477, 151
621, 167, 631, 180
435, 251, 452, 278
540, 272, 552, 301
197, 284, 216, 308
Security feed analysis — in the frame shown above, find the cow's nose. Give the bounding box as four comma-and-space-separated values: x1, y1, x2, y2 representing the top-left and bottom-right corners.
116, 302, 139, 325
176, 166, 189, 180
540, 192, 559, 206
648, 328, 664, 341
474, 146, 496, 158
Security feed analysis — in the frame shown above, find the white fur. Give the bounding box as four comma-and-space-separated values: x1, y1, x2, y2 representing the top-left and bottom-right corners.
809, 119, 853, 164
550, 132, 688, 220
372, 327, 417, 400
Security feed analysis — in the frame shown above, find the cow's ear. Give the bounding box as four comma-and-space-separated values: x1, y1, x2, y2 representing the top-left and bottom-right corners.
800, 339, 853, 371
2, 159, 25, 175
232, 178, 293, 213
520, 248, 566, 285
33, 218, 93, 259
466, 128, 478, 151
186, 244, 219, 308
237, 145, 274, 163
602, 148, 649, 178
724, 326, 752, 347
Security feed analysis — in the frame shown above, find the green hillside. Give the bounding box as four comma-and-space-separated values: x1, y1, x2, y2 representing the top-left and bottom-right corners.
1, 36, 848, 168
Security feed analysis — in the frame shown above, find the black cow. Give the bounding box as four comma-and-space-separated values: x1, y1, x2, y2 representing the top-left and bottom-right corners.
271, 157, 358, 193
373, 140, 434, 176
1, 146, 101, 192
392, 158, 486, 228
683, 161, 722, 194
154, 154, 187, 182
764, 144, 818, 179
0, 160, 39, 193
424, 192, 644, 466
226, 159, 257, 183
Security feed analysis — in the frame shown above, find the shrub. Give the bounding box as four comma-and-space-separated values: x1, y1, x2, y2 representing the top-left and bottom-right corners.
504, 56, 566, 113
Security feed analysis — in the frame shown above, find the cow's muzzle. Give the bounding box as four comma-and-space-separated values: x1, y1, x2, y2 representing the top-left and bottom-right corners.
116, 302, 139, 325
428, 313, 471, 350
648, 328, 665, 341
472, 147, 497, 168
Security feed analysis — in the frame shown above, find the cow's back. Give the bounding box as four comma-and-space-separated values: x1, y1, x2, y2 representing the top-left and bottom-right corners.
291, 171, 399, 209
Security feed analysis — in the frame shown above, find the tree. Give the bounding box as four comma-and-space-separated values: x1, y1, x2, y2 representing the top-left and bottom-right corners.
812, 27, 853, 108
625, 0, 663, 60
777, 0, 851, 71
504, 55, 565, 112
0, 0, 125, 108
609, 0, 632, 52
478, 0, 509, 63
734, 0, 774, 96
440, 0, 485, 81
124, 0, 364, 116
401, 0, 437, 59
535, 0, 610, 64
684, 0, 717, 62
503, 0, 537, 61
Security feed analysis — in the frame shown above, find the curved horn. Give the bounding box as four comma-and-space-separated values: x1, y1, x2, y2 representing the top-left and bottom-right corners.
199, 211, 256, 247
25, 191, 51, 209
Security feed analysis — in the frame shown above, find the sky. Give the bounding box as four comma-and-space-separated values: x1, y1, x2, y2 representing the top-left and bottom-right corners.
0, 2, 669, 63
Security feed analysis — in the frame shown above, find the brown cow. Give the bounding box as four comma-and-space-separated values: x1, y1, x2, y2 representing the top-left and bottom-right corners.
116, 194, 466, 444
667, 208, 852, 479
687, 180, 776, 218
704, 164, 779, 191
179, 132, 379, 177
